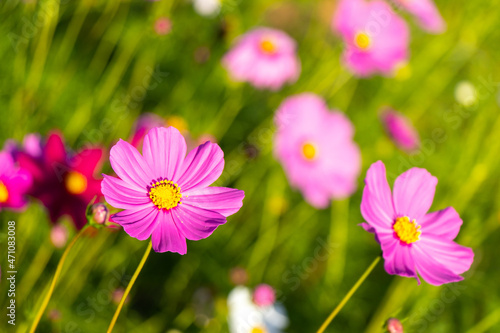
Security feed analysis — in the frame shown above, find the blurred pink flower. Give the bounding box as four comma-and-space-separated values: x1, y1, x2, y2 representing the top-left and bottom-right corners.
0, 151, 32, 212
154, 17, 172, 36
360, 161, 474, 286
274, 93, 361, 208
392, 0, 445, 33
18, 132, 105, 229
222, 27, 301, 91
4, 133, 43, 160
380, 108, 420, 152
253, 284, 276, 307
386, 317, 404, 333
102, 127, 244, 254
332, 0, 409, 77
50, 224, 69, 248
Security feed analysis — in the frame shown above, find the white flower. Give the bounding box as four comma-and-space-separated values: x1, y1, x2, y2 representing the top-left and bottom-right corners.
227, 286, 289, 333
193, 0, 221, 17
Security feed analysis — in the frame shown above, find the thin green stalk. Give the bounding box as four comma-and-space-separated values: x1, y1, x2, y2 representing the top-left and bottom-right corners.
28, 226, 88, 333
317, 256, 381, 333
107, 241, 153, 333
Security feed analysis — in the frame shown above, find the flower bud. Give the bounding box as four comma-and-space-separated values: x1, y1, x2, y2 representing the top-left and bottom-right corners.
92, 203, 109, 225
253, 284, 276, 307
386, 318, 404, 333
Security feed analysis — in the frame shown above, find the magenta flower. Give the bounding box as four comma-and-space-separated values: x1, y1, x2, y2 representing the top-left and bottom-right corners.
129, 113, 165, 149
360, 161, 474, 286
332, 0, 409, 77
0, 151, 32, 211
18, 132, 104, 229
274, 93, 361, 208
101, 126, 244, 254
392, 0, 445, 34
222, 27, 301, 91
380, 108, 420, 152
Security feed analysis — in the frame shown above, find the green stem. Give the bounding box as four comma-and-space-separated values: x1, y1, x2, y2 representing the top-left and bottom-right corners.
107, 241, 153, 333
317, 256, 381, 333
29, 226, 88, 333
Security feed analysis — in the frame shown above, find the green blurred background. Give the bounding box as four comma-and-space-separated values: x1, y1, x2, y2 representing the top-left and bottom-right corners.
1, 0, 500, 332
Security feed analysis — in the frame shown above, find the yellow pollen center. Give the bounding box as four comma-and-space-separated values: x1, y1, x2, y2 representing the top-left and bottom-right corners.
251, 328, 266, 333
65, 171, 88, 195
354, 32, 371, 50
302, 142, 317, 160
0, 181, 9, 203
393, 216, 421, 244
260, 39, 276, 54
148, 180, 182, 210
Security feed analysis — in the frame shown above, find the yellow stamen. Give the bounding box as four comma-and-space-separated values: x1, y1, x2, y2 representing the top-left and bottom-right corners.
393, 216, 421, 244
354, 32, 371, 50
65, 171, 88, 195
251, 328, 266, 333
148, 180, 182, 210
301, 142, 317, 161
260, 39, 276, 54
0, 181, 9, 203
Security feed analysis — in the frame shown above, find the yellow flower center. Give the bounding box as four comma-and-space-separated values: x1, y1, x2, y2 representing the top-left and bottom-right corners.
260, 38, 276, 54
354, 32, 371, 50
251, 328, 266, 333
148, 179, 182, 210
301, 142, 317, 161
0, 181, 9, 203
393, 216, 421, 244
65, 171, 88, 195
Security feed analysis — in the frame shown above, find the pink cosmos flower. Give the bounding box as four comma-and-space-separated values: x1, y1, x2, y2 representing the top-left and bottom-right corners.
101, 126, 244, 254
18, 132, 105, 229
253, 284, 276, 307
380, 108, 420, 152
222, 27, 301, 91
274, 93, 361, 208
360, 161, 474, 286
0, 151, 32, 211
154, 17, 172, 36
332, 0, 409, 77
392, 0, 445, 34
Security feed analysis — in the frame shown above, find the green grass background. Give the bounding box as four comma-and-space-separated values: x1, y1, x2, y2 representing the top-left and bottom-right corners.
1, 0, 500, 332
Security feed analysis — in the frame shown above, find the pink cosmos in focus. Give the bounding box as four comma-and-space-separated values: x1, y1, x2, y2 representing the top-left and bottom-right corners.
222, 27, 301, 91
392, 0, 445, 34
274, 93, 361, 208
332, 0, 409, 77
18, 132, 105, 229
380, 108, 420, 152
0, 151, 32, 211
101, 127, 244, 254
360, 161, 474, 286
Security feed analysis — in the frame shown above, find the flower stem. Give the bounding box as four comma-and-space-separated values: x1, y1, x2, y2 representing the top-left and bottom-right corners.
317, 256, 381, 333
29, 226, 88, 333
107, 241, 153, 333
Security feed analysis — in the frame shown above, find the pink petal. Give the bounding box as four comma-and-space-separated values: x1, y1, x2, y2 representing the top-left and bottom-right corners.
142, 127, 187, 182
382, 241, 419, 282
416, 236, 474, 276
112, 206, 159, 241
71, 148, 104, 177
101, 175, 151, 210
419, 207, 462, 240
44, 132, 67, 163
110, 139, 153, 191
176, 141, 224, 192
183, 187, 244, 217
360, 161, 395, 231
412, 242, 465, 286
151, 211, 187, 254
393, 168, 437, 220
0, 152, 14, 175
172, 204, 226, 240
